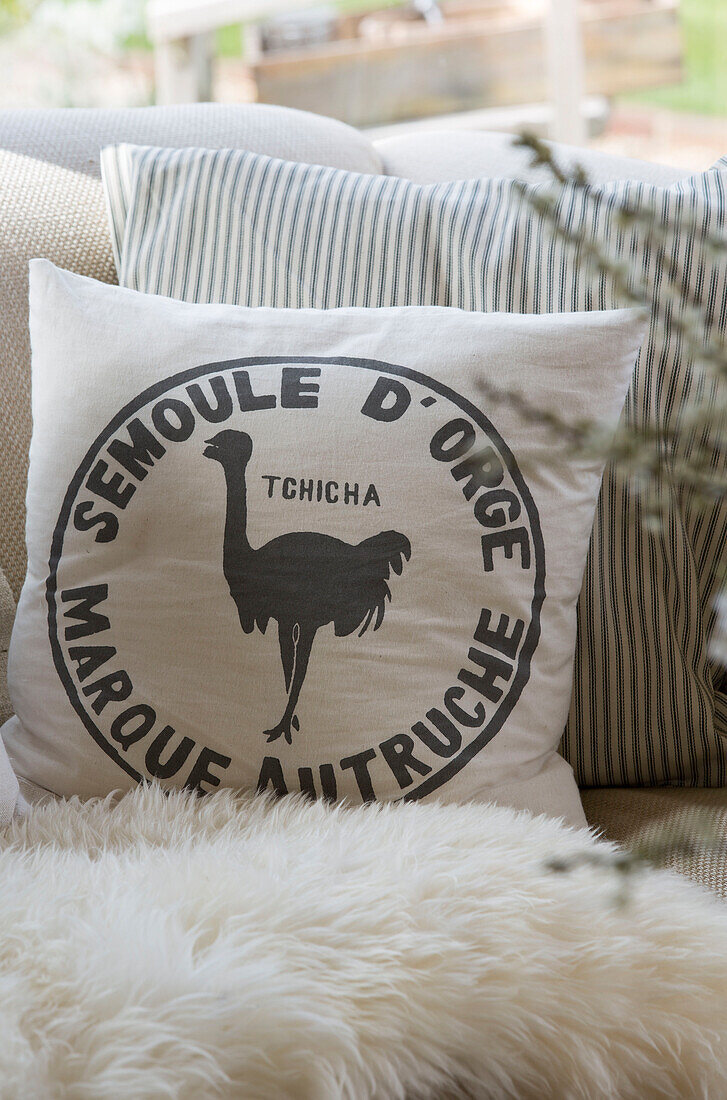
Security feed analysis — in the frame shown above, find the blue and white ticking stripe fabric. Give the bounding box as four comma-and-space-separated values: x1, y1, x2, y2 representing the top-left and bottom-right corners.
101, 143, 727, 789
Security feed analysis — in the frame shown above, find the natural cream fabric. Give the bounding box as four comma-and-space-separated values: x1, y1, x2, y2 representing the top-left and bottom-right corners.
102, 143, 727, 791
2, 262, 644, 822
3, 784, 727, 1100
0, 740, 19, 827
0, 569, 14, 729
0, 569, 19, 824
0, 104, 381, 600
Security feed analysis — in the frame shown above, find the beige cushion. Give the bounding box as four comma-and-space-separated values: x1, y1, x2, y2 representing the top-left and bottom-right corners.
373, 130, 688, 187
0, 568, 19, 821
583, 787, 727, 899
5, 262, 646, 820
0, 568, 14, 731
0, 104, 381, 600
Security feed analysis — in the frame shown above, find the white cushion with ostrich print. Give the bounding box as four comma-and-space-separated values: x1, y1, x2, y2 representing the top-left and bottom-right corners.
1, 262, 646, 824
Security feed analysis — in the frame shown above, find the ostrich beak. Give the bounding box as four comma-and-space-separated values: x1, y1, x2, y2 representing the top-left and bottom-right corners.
202, 439, 220, 460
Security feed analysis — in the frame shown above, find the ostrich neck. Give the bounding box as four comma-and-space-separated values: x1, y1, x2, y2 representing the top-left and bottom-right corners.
222, 459, 252, 560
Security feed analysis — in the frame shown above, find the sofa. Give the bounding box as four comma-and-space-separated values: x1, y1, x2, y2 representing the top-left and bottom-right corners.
1, 102, 725, 895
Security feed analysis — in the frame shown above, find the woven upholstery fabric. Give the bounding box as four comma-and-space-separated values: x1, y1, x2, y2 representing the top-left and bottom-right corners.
0, 104, 381, 600
582, 787, 727, 899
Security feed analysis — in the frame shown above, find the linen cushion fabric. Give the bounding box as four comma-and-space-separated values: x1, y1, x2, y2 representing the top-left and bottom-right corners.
101, 143, 727, 789
0, 739, 19, 827
0, 569, 14, 731
0, 105, 382, 603
1, 261, 645, 824
0, 568, 20, 823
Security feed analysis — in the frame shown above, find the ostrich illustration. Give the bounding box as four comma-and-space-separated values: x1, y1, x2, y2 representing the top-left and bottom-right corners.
203, 430, 411, 745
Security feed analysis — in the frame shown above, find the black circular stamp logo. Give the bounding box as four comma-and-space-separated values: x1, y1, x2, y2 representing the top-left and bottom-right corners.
47, 356, 545, 802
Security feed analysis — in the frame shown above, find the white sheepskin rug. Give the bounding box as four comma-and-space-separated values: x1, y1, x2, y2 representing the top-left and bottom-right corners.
2, 787, 727, 1100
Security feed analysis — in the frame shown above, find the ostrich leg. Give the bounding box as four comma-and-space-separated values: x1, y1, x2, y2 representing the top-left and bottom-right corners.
265, 622, 316, 744
277, 620, 295, 692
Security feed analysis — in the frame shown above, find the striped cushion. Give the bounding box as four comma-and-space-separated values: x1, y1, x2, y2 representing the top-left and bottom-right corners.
102, 144, 727, 788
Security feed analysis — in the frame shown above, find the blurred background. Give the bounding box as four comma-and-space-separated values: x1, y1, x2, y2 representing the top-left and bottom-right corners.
1, 0, 725, 168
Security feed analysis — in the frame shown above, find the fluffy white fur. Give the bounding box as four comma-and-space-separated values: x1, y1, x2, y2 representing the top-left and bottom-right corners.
2, 786, 727, 1100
